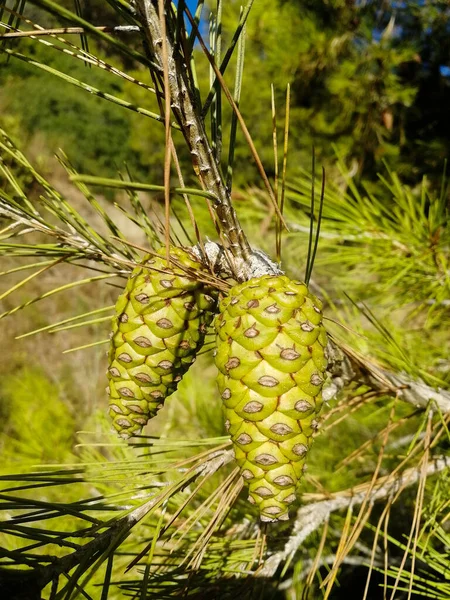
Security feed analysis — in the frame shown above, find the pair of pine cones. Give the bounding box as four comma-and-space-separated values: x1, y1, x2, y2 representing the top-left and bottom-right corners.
107, 246, 328, 522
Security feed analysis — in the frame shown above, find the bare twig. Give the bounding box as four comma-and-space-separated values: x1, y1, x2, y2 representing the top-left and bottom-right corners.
335, 341, 450, 414
133, 0, 252, 273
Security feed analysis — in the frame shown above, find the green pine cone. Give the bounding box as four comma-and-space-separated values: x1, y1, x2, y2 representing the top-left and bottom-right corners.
214, 275, 328, 522
108, 246, 218, 438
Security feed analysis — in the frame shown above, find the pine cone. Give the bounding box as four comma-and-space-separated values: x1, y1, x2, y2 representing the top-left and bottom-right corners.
214, 275, 328, 522
108, 247, 218, 438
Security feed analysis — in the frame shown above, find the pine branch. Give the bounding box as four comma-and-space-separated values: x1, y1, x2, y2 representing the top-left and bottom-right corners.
260, 455, 450, 577
133, 0, 278, 279
373, 369, 450, 413
1, 3, 448, 593
332, 341, 450, 414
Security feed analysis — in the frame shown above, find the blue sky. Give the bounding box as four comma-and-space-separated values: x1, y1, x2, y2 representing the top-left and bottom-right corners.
174, 1, 202, 14
174, 0, 208, 38
186, 0, 198, 12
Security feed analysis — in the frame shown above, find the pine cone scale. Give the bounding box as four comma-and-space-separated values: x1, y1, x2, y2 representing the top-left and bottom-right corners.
215, 274, 328, 522
108, 247, 218, 438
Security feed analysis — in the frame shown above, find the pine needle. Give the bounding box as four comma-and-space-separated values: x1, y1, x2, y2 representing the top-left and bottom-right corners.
62, 339, 110, 353
0, 273, 119, 320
